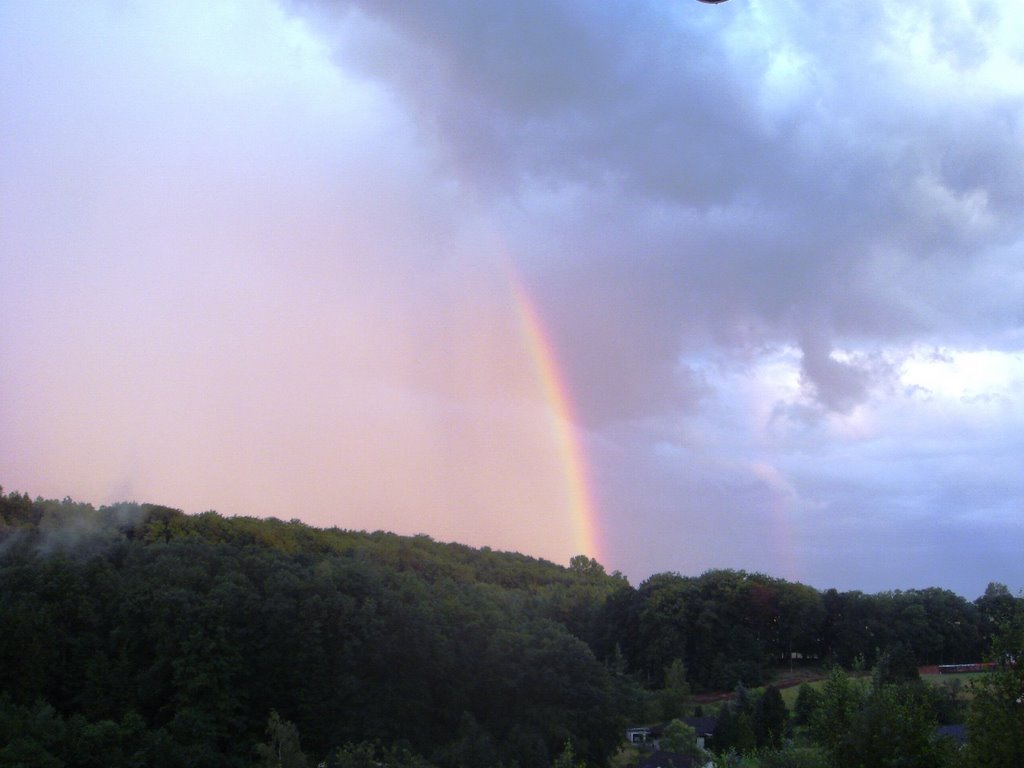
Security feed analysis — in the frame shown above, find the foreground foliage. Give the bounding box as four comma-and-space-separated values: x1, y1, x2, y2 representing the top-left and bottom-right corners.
964, 608, 1024, 767
2, 488, 1022, 766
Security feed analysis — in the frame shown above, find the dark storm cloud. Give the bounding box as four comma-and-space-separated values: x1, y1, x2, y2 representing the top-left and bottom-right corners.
296, 0, 1024, 429
301, 1, 751, 198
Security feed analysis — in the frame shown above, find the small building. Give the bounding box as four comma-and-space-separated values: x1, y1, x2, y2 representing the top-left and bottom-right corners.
625, 718, 718, 750
682, 716, 717, 750
626, 726, 655, 745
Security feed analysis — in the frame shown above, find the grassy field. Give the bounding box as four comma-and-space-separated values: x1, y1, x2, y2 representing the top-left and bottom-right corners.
921, 671, 987, 686
774, 669, 987, 709
779, 677, 825, 709
696, 667, 990, 712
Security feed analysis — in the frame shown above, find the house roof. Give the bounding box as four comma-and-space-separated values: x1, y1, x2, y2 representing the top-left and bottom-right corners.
935, 724, 967, 744
637, 750, 700, 768
627, 717, 718, 738
682, 716, 717, 736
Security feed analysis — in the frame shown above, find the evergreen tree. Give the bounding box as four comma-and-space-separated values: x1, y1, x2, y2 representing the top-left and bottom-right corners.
754, 686, 788, 748
658, 659, 691, 720
710, 702, 736, 753
794, 683, 822, 726
551, 740, 585, 768
733, 712, 757, 754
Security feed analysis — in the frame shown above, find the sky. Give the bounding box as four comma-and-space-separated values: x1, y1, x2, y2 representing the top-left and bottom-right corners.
2, 0, 1023, 599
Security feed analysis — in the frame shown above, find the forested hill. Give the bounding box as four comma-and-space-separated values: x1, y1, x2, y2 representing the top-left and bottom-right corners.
1, 489, 1019, 768
0, 490, 619, 593
0, 490, 626, 768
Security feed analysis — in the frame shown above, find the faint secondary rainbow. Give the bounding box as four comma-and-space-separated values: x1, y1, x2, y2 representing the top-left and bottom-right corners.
510, 275, 602, 563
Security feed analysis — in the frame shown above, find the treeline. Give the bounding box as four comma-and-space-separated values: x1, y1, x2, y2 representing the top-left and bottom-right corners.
594, 570, 1017, 691
0, 489, 1021, 767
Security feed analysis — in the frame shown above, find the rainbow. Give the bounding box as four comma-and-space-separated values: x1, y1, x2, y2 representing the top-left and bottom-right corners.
510, 276, 602, 563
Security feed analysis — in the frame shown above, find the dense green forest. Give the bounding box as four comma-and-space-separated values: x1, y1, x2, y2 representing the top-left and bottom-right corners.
1, 488, 1022, 767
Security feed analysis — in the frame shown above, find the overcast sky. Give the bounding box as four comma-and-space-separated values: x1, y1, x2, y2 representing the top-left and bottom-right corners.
3, 0, 1023, 598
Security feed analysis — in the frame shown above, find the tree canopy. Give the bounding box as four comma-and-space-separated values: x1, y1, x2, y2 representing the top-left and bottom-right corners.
1, 487, 1021, 766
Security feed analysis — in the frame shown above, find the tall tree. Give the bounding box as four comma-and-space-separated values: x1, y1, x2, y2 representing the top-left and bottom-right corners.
633, 574, 692, 686
966, 605, 1024, 767
794, 682, 822, 726
659, 719, 703, 760
810, 667, 863, 765
755, 686, 788, 749
658, 659, 691, 720
255, 710, 308, 768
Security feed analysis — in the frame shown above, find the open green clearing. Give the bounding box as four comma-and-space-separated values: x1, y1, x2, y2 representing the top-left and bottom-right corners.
921, 671, 987, 686
772, 670, 988, 709
779, 678, 824, 709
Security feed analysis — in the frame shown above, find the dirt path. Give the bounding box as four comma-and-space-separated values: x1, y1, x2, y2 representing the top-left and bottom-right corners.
692, 670, 828, 704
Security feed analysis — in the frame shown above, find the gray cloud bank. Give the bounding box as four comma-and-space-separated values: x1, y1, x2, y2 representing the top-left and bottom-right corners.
294, 0, 1024, 594
297, 0, 1024, 409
